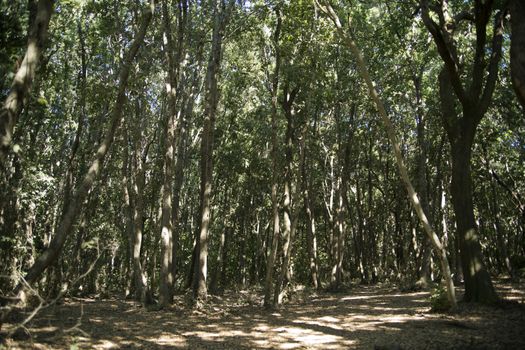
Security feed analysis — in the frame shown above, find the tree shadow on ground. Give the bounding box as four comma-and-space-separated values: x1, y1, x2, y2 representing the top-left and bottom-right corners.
2, 280, 524, 349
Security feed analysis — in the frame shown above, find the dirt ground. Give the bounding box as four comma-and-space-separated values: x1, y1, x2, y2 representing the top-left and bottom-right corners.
1, 279, 525, 349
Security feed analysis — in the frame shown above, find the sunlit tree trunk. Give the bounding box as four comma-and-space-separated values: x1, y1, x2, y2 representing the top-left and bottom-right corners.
121, 128, 136, 298
0, 0, 54, 162
317, 0, 457, 308
332, 177, 345, 289
130, 120, 149, 305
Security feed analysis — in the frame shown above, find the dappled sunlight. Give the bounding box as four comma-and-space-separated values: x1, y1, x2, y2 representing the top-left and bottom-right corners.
3, 281, 524, 349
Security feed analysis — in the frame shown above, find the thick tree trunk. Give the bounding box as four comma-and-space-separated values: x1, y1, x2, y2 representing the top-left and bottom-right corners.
0, 0, 54, 162
14, 4, 153, 296
439, 69, 498, 303
510, 0, 525, 110
450, 136, 498, 303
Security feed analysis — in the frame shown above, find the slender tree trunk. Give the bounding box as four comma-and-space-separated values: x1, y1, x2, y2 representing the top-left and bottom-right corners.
193, 0, 230, 302
300, 134, 319, 289
319, 2, 457, 308
413, 75, 432, 287
121, 131, 135, 298
489, 177, 512, 275
510, 0, 525, 110
263, 7, 281, 309
331, 176, 345, 289
355, 177, 367, 282
273, 86, 298, 305
131, 134, 148, 304
159, 0, 188, 308
0, 0, 54, 162
14, 4, 153, 297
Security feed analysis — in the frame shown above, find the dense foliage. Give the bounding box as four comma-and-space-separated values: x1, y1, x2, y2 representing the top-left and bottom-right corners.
0, 0, 523, 311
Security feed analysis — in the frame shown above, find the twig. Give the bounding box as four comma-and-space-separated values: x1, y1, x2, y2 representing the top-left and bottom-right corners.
2, 242, 102, 337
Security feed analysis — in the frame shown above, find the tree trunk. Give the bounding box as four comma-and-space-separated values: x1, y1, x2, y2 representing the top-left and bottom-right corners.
14, 4, 153, 297
0, 0, 54, 162
131, 133, 148, 304
121, 131, 135, 298
159, 101, 176, 308
510, 0, 525, 110
319, 2, 457, 308
300, 133, 319, 289
413, 75, 432, 287
489, 177, 512, 275
273, 85, 298, 305
193, 0, 230, 302
332, 178, 345, 289
263, 7, 281, 309
438, 69, 498, 303
450, 136, 498, 302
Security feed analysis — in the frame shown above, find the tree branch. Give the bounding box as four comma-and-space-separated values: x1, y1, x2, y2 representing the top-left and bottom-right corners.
470, 0, 493, 100
479, 8, 506, 116
420, 0, 468, 104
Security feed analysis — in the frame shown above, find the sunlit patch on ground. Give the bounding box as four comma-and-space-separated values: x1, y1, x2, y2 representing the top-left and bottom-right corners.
2, 280, 524, 349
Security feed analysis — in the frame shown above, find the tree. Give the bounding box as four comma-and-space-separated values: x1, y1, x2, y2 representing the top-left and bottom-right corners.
193, 0, 233, 302
421, 0, 504, 303
0, 0, 53, 162
263, 5, 282, 309
316, 0, 457, 308
510, 0, 525, 110
13, 0, 153, 298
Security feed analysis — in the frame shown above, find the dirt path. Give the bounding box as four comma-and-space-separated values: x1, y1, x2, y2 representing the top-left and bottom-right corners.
2, 280, 525, 349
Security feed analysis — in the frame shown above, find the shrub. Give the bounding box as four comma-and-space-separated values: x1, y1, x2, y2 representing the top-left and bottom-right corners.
430, 285, 450, 312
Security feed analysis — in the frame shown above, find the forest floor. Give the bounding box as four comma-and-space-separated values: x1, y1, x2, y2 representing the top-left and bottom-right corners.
1, 278, 525, 349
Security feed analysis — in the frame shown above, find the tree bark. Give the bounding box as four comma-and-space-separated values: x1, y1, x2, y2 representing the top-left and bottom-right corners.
193, 0, 231, 302
273, 86, 299, 305
300, 131, 319, 289
418, 0, 505, 303
438, 69, 498, 303
0, 0, 54, 162
263, 7, 282, 309
510, 0, 525, 110
450, 139, 497, 302
413, 74, 432, 286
